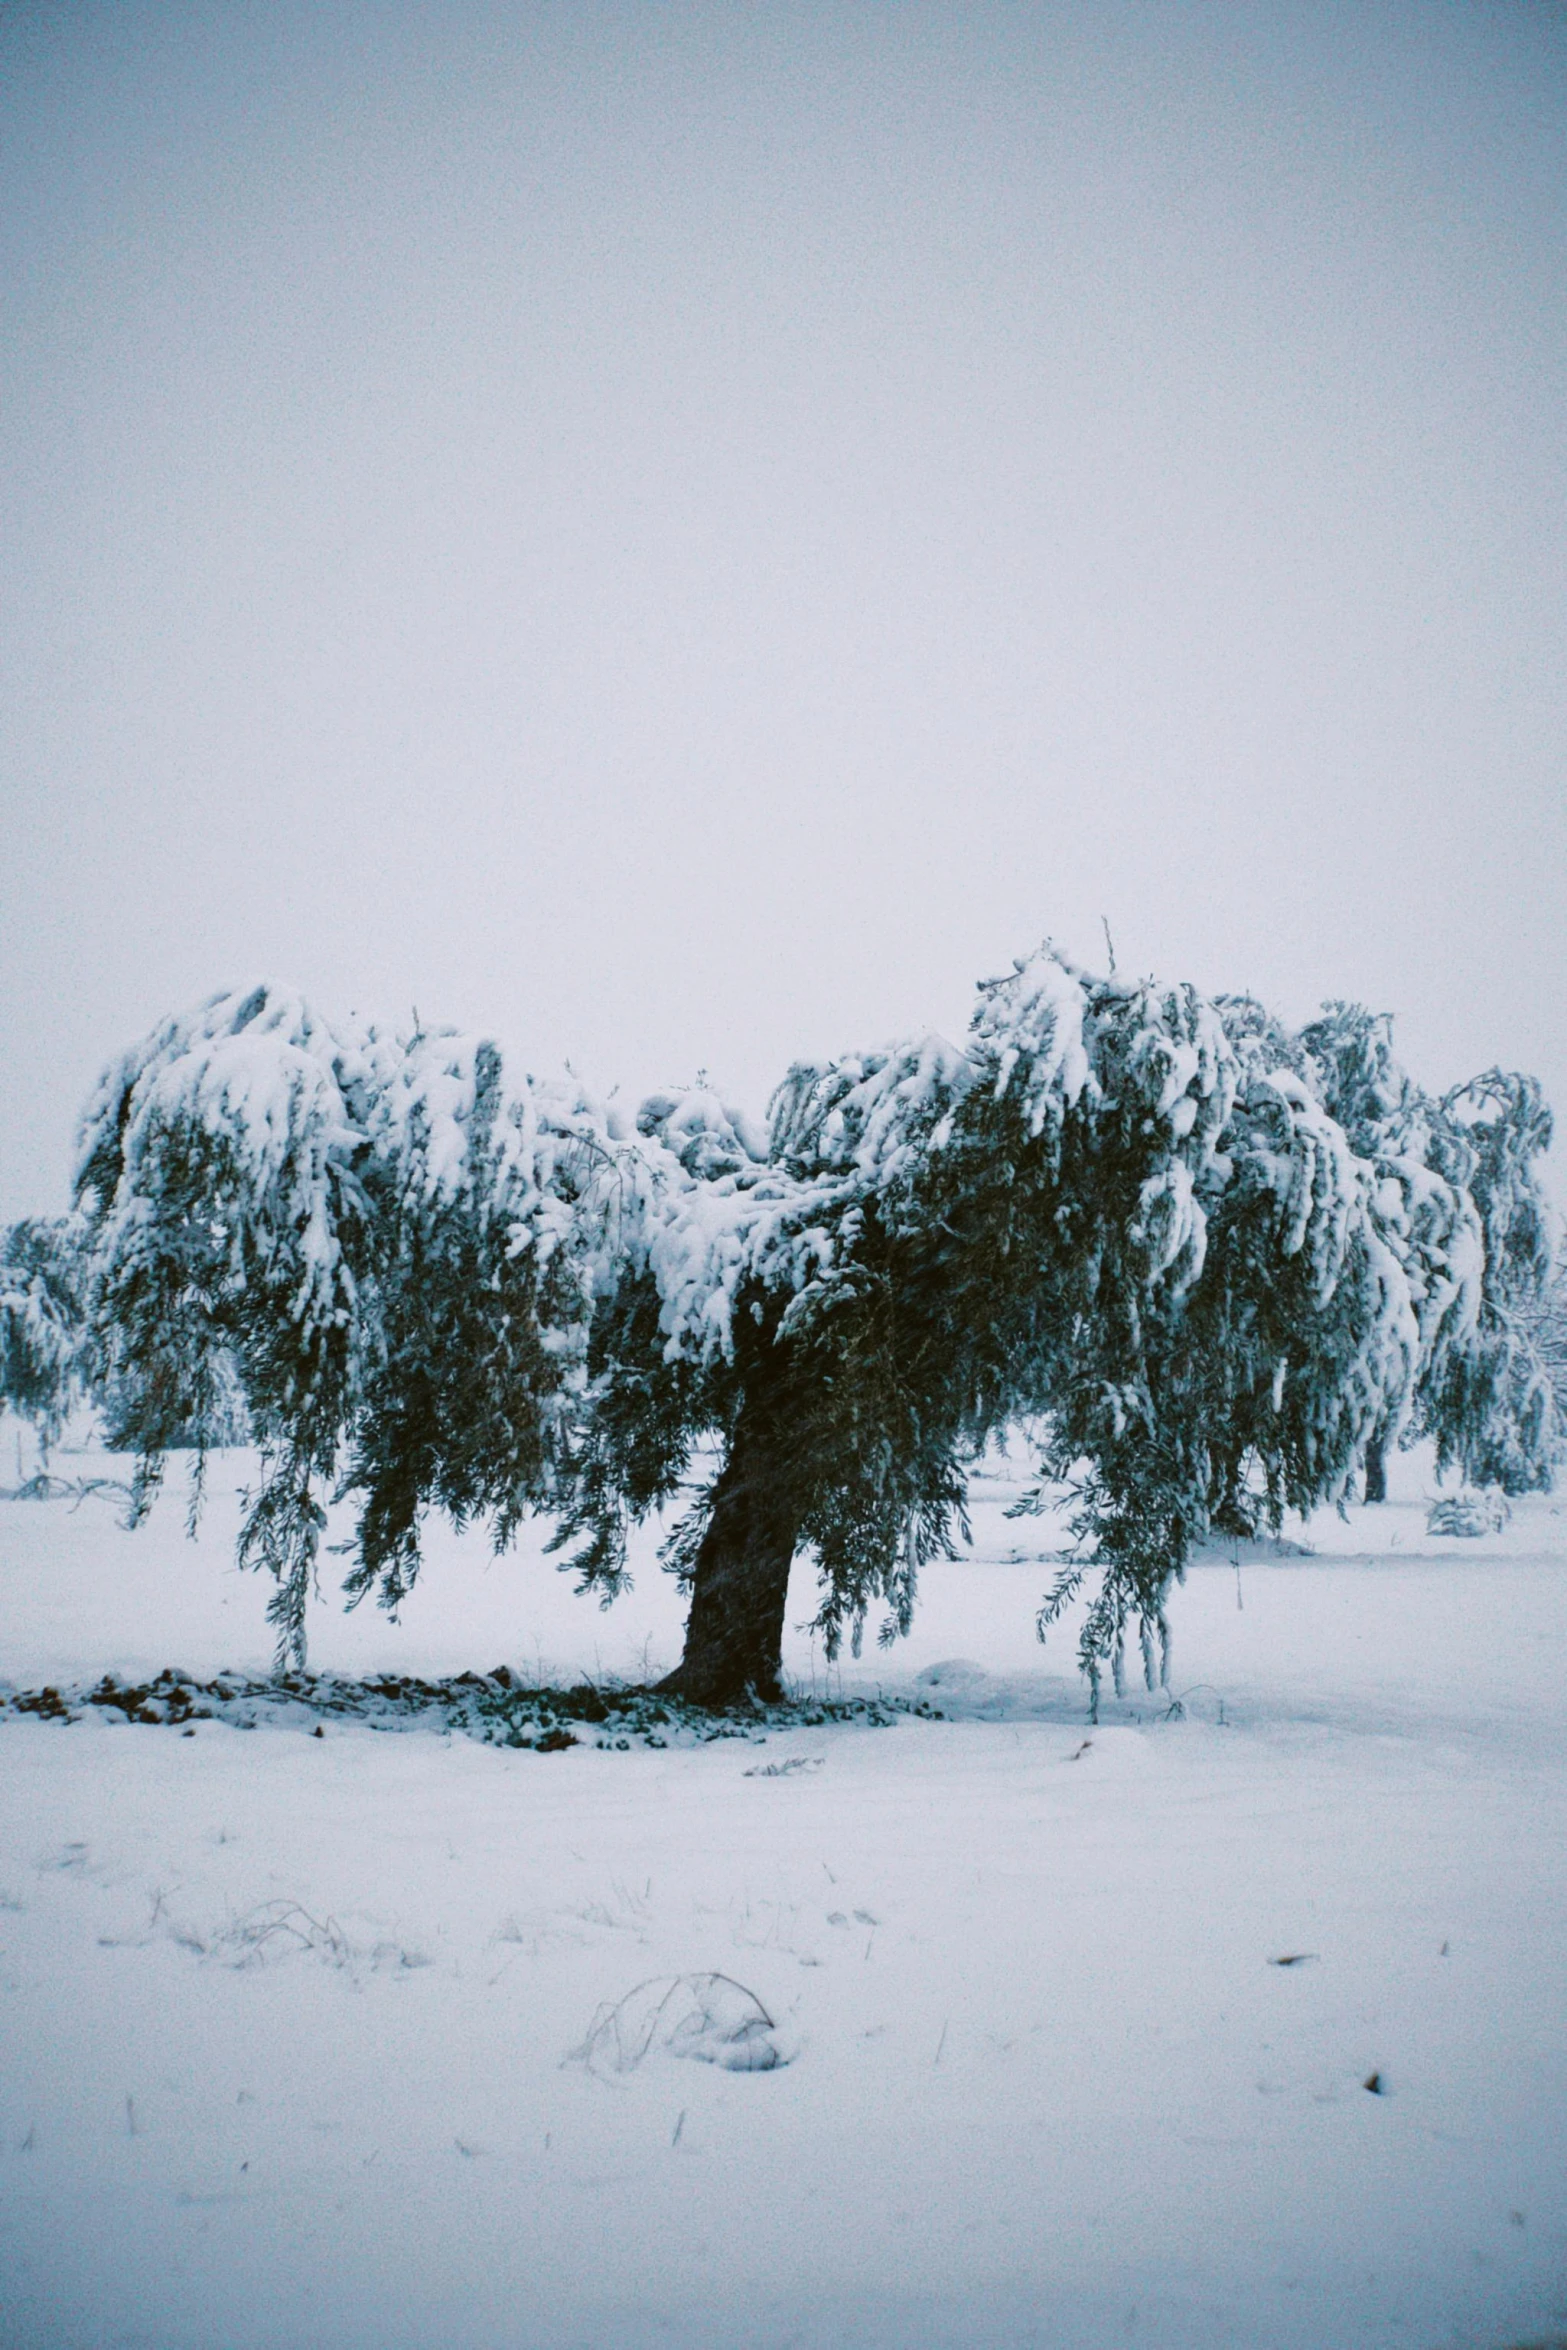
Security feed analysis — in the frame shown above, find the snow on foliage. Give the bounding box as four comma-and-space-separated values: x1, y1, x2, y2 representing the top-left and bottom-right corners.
0, 1216, 88, 1455
77, 982, 366, 1374
61, 945, 1560, 1703
971, 946, 1096, 1132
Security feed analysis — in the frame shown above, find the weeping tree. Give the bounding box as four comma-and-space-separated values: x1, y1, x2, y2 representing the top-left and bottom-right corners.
1300, 1003, 1559, 1497
71, 949, 1558, 1710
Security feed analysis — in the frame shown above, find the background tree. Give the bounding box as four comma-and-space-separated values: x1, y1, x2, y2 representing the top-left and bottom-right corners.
1302, 1005, 1559, 1496
71, 950, 1559, 1709
0, 1214, 90, 1471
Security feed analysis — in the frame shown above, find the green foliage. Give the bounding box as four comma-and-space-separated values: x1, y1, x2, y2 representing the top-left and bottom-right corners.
63, 949, 1560, 1702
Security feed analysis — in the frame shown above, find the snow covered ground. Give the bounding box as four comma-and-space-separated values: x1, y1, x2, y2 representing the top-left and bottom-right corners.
2, 1442, 1565, 2350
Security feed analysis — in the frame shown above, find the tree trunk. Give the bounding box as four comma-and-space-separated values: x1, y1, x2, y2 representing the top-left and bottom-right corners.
659, 1387, 801, 1708
1363, 1431, 1387, 1505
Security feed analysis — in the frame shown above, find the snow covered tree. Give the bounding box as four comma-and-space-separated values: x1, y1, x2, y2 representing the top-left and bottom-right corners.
0, 1215, 90, 1466
1300, 1006, 1559, 1495
72, 950, 1558, 1708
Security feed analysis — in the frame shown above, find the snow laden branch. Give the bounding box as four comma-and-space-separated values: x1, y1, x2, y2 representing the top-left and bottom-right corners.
74, 984, 622, 1661
68, 949, 1558, 1706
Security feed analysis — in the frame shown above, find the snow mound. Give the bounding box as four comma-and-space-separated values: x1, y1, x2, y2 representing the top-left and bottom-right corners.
915, 1658, 992, 1694
1427, 1489, 1511, 1537
574, 1973, 792, 2077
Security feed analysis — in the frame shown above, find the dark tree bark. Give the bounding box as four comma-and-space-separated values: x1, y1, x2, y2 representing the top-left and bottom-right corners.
1363, 1431, 1387, 1504
659, 1382, 801, 1707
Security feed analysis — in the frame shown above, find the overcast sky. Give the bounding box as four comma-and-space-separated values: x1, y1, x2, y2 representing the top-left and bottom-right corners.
3, 0, 1564, 1219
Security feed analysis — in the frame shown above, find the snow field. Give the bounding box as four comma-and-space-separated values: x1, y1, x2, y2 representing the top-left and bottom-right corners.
1, 1453, 1565, 2349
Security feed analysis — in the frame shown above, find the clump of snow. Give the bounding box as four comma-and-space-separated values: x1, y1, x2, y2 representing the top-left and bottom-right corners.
574, 1973, 792, 2077
971, 947, 1097, 1133
1426, 1488, 1511, 1537
914, 1659, 992, 1694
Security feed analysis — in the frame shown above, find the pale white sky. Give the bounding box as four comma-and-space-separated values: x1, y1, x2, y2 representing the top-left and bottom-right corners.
3, 0, 1564, 1219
